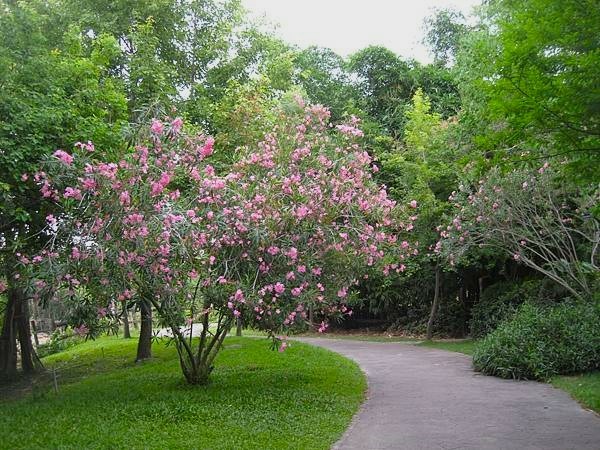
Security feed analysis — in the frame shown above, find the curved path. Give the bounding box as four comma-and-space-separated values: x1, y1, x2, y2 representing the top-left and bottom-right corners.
298, 338, 600, 450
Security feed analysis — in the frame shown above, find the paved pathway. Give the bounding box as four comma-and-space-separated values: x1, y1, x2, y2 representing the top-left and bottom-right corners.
298, 338, 600, 450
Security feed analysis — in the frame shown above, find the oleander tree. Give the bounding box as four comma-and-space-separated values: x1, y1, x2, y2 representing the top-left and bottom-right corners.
25, 99, 416, 384
436, 164, 599, 300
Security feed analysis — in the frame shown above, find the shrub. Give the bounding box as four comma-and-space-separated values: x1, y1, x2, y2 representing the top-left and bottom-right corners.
473, 300, 600, 380
29, 103, 414, 384
469, 279, 560, 338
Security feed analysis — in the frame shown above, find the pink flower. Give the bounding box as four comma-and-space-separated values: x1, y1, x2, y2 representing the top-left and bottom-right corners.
71, 247, 81, 260
285, 247, 298, 261
311, 267, 322, 276
64, 187, 82, 200
119, 191, 131, 206
81, 178, 97, 191
274, 282, 285, 294
74, 324, 89, 336
513, 253, 521, 261
97, 307, 107, 318
278, 341, 288, 352
151, 181, 164, 197
21, 173, 28, 181
267, 246, 280, 255
337, 287, 348, 298
190, 167, 201, 181
171, 117, 183, 134
294, 205, 310, 219
200, 137, 214, 158
297, 265, 306, 273
409, 200, 418, 208
54, 150, 74, 166
318, 321, 328, 333
291, 287, 302, 297
151, 119, 164, 135
234, 289, 245, 302
76, 141, 95, 152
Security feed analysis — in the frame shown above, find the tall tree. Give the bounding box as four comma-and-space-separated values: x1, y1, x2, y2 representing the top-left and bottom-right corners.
348, 46, 416, 137
423, 8, 469, 67
456, 0, 600, 180
0, 1, 127, 379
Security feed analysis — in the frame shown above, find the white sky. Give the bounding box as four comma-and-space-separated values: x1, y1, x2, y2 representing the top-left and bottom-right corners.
242, 0, 480, 63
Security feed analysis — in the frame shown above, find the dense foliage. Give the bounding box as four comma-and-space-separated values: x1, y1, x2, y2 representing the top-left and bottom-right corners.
473, 300, 600, 380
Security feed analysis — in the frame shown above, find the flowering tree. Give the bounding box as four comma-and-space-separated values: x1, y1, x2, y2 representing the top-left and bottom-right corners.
437, 164, 599, 300
28, 99, 414, 384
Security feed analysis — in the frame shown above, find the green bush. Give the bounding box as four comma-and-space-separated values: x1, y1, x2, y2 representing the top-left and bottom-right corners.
470, 279, 562, 338
473, 300, 600, 380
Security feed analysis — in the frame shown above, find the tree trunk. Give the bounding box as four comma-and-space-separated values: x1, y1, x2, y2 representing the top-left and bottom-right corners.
31, 320, 39, 348
132, 310, 139, 330
122, 302, 131, 339
0, 283, 39, 378
0, 288, 18, 380
135, 299, 152, 361
16, 295, 37, 374
235, 316, 242, 337
426, 265, 441, 341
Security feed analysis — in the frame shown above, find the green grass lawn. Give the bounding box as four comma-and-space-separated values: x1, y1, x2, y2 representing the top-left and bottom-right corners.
552, 372, 600, 414
0, 336, 366, 450
417, 339, 477, 355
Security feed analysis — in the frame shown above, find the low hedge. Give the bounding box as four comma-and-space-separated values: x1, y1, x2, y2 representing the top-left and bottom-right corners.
473, 299, 600, 380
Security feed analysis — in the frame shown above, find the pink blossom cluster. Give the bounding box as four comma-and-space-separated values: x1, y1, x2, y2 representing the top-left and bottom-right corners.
31, 105, 416, 342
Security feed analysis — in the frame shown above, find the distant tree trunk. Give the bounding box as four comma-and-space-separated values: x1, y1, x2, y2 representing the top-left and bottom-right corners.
0, 283, 40, 379
0, 288, 18, 380
235, 316, 243, 337
16, 295, 37, 374
135, 299, 152, 361
31, 320, 40, 347
426, 265, 441, 341
122, 302, 131, 339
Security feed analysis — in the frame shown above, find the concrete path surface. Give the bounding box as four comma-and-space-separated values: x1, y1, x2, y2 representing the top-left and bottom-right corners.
298, 338, 600, 450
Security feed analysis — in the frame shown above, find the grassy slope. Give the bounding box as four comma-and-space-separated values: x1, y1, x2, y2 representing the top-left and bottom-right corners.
0, 336, 366, 450
417, 339, 477, 355
551, 372, 600, 414
419, 339, 600, 414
